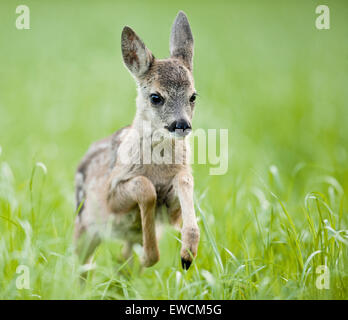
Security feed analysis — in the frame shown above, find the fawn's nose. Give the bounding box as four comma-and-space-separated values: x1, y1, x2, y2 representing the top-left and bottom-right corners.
167, 119, 192, 136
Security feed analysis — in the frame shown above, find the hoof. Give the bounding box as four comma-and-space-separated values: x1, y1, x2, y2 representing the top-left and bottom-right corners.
181, 257, 192, 270
141, 251, 159, 268
142, 256, 159, 268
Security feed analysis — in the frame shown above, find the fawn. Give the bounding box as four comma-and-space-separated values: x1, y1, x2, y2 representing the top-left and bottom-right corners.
74, 11, 199, 270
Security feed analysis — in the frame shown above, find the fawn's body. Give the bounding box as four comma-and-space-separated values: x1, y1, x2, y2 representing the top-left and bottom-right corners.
74, 11, 199, 269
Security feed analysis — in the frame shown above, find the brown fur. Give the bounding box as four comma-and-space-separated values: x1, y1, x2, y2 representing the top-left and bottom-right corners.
74, 11, 199, 270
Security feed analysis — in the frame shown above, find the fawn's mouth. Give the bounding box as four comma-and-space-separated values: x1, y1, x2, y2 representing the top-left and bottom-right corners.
164, 126, 192, 138
165, 119, 192, 137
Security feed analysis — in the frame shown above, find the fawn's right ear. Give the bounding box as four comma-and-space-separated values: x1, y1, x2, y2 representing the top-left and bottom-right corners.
121, 26, 154, 78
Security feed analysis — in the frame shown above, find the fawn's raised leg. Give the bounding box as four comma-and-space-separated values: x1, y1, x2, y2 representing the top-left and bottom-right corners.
108, 176, 159, 267
168, 171, 200, 270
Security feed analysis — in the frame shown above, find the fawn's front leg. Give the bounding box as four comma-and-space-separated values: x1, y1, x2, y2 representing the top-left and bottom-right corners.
108, 175, 159, 267
172, 171, 200, 270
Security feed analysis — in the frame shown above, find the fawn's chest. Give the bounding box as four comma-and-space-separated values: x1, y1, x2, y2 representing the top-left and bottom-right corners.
142, 163, 181, 205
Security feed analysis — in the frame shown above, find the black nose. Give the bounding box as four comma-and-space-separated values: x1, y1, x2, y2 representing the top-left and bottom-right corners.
167, 119, 192, 134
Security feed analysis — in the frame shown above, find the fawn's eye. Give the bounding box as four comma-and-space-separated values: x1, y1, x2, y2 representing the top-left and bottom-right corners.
189, 93, 197, 103
150, 93, 164, 106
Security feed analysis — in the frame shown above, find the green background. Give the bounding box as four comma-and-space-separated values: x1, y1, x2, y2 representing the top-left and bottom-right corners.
0, 0, 347, 299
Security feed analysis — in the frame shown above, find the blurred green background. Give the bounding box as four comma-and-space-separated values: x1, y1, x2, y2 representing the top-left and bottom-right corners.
0, 0, 347, 299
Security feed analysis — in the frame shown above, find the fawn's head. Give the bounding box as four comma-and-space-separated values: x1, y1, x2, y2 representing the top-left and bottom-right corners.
121, 11, 196, 138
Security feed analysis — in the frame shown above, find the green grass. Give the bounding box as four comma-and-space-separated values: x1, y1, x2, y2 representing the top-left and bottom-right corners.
0, 0, 348, 299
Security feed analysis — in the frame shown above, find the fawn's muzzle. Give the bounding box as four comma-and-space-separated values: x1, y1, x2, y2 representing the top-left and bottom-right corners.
166, 119, 192, 137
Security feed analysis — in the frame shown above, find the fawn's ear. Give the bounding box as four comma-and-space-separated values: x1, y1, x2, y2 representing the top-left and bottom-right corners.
170, 11, 194, 71
121, 26, 154, 77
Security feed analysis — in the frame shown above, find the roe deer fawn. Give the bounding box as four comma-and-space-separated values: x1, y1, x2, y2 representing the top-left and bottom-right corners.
74, 11, 199, 270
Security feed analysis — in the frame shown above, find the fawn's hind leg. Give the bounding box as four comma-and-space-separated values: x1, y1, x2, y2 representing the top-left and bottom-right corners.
122, 241, 133, 260
74, 223, 100, 282
74, 219, 101, 265
108, 176, 159, 267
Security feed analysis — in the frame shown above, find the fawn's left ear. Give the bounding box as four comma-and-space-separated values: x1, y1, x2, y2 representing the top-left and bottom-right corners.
170, 11, 194, 71
121, 26, 154, 78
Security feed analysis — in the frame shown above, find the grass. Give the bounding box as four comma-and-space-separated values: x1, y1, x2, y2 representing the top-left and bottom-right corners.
0, 0, 348, 299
